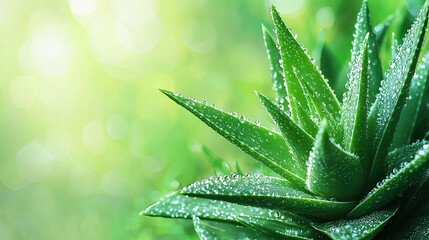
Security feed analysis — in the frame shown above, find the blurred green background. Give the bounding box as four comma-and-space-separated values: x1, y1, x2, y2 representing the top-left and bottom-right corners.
0, 0, 417, 239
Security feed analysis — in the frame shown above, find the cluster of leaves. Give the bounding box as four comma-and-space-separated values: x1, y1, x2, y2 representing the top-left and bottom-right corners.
143, 1, 429, 239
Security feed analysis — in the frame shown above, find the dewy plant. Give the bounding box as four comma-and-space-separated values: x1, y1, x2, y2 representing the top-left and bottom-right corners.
143, 1, 429, 239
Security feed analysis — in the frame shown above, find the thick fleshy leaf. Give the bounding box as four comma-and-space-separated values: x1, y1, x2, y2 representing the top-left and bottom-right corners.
201, 145, 232, 176
262, 25, 288, 112
314, 206, 397, 240
143, 193, 318, 239
399, 168, 429, 217
392, 52, 429, 148
350, 1, 382, 104
387, 197, 429, 239
367, 2, 429, 185
341, 35, 370, 163
193, 217, 272, 240
181, 173, 356, 219
161, 90, 305, 187
374, 15, 393, 46
386, 141, 428, 174
306, 121, 365, 201
264, 22, 319, 136
270, 5, 340, 131
295, 76, 340, 140
347, 143, 429, 218
257, 93, 313, 174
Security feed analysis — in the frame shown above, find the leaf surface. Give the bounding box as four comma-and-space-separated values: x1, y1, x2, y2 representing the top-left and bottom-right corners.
388, 197, 429, 239
262, 26, 288, 112
161, 90, 306, 187
257, 93, 313, 174
181, 174, 356, 219
341, 35, 370, 163
347, 143, 429, 218
270, 5, 340, 134
350, 1, 382, 104
193, 217, 273, 240
392, 52, 429, 148
367, 2, 429, 185
314, 206, 397, 240
144, 193, 318, 239
306, 121, 365, 201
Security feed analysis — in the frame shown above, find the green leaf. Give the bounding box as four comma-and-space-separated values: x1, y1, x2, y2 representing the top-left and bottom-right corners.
374, 15, 393, 46
201, 145, 231, 176
161, 90, 305, 188
193, 217, 272, 240
314, 206, 397, 240
347, 143, 429, 218
313, 31, 338, 91
181, 173, 356, 219
295, 76, 341, 141
392, 52, 429, 148
388, 197, 429, 239
143, 193, 318, 239
263, 24, 319, 136
306, 121, 365, 201
262, 25, 288, 112
399, 168, 429, 217
257, 93, 314, 175
391, 32, 399, 59
270, 5, 340, 130
367, 2, 429, 186
386, 140, 428, 174
341, 34, 370, 164
350, 1, 382, 104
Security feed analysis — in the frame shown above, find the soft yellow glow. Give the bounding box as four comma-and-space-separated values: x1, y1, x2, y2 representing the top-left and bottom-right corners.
69, 0, 97, 16
82, 120, 108, 154
88, 15, 128, 64
269, 0, 307, 14
30, 27, 72, 76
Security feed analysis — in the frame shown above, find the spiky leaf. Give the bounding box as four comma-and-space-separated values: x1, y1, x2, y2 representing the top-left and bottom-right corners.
144, 193, 318, 239
347, 144, 429, 218
350, 1, 382, 104
392, 52, 429, 148
161, 90, 305, 187
257, 93, 314, 173
181, 174, 356, 219
367, 2, 429, 185
341, 34, 370, 163
193, 217, 273, 240
262, 26, 288, 112
314, 206, 397, 240
270, 5, 340, 136
388, 197, 429, 239
306, 121, 365, 201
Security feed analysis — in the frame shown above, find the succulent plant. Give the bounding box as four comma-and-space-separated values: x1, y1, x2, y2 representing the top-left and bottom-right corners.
143, 1, 429, 239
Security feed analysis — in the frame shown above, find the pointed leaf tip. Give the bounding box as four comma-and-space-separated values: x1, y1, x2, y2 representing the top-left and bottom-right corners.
306, 121, 365, 201
161, 89, 305, 187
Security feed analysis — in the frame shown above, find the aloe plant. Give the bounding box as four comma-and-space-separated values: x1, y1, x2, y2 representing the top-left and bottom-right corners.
143, 1, 429, 239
